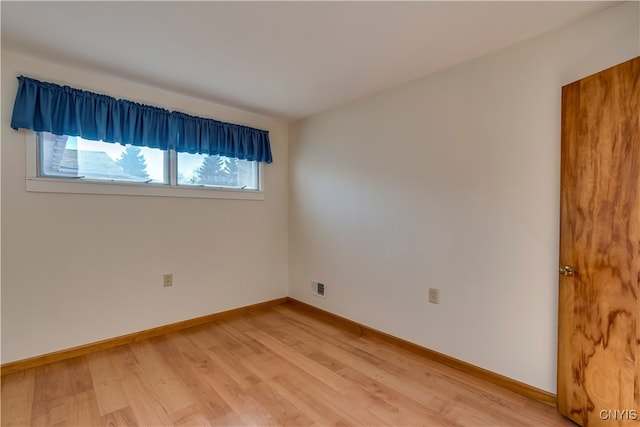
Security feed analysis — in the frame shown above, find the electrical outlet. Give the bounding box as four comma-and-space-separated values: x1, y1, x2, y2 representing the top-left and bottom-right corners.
428, 288, 439, 304
163, 273, 173, 287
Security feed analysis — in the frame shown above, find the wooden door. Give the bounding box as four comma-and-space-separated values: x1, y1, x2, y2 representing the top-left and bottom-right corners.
558, 56, 639, 426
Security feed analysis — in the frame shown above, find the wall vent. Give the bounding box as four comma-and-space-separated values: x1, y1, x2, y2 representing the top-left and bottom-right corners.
310, 281, 326, 298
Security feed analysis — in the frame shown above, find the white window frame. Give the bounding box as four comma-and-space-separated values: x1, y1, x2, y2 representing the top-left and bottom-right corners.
24, 132, 265, 200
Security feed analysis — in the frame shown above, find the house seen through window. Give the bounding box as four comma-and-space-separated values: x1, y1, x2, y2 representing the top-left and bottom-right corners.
38, 132, 259, 190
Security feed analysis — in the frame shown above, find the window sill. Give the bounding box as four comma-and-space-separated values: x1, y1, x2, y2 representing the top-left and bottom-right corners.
26, 177, 265, 200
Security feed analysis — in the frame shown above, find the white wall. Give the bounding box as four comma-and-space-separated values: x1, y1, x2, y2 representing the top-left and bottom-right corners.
289, 2, 639, 393
1, 50, 289, 363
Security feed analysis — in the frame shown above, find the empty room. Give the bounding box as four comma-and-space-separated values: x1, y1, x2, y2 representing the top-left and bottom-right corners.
1, 1, 638, 426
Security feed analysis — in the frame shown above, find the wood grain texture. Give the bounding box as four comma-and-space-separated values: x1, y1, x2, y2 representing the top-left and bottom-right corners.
1, 303, 572, 426
558, 56, 640, 426
0, 298, 287, 376
287, 297, 557, 406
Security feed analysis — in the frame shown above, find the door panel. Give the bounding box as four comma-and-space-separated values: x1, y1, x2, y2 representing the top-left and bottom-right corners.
558, 57, 639, 426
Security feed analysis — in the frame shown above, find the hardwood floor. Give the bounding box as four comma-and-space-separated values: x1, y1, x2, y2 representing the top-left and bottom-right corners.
2, 303, 574, 426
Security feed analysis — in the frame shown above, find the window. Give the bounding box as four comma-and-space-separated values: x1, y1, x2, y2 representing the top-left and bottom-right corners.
13, 77, 270, 200
29, 132, 262, 200
39, 133, 168, 183
176, 152, 259, 190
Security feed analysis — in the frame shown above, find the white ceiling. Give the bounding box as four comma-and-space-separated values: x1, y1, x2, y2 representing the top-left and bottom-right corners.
1, 1, 619, 121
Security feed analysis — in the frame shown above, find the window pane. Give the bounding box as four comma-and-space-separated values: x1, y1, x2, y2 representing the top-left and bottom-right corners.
177, 152, 259, 190
38, 132, 167, 183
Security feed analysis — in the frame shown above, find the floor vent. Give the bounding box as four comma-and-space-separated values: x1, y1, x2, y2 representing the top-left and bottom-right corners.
310, 281, 326, 298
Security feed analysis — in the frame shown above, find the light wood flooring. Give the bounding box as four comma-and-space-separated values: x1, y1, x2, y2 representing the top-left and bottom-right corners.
1, 303, 575, 426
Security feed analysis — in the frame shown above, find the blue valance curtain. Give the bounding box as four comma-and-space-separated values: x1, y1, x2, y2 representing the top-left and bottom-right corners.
10, 76, 272, 163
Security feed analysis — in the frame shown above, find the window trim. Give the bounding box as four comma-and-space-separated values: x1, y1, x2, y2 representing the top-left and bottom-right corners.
24, 132, 265, 200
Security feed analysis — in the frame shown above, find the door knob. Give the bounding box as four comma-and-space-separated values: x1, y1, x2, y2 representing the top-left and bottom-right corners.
559, 265, 575, 276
